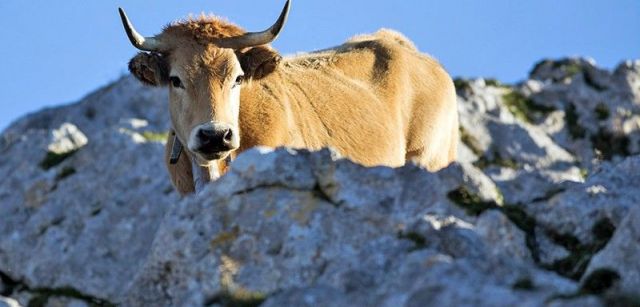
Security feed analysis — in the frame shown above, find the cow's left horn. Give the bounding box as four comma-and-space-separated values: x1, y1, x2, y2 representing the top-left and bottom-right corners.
118, 7, 165, 52
217, 0, 291, 49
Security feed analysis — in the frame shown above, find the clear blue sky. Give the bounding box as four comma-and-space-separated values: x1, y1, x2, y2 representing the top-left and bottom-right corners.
0, 1, 638, 131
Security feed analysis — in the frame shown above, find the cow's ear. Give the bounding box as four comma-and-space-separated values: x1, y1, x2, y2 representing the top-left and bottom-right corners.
128, 52, 169, 86
237, 46, 282, 80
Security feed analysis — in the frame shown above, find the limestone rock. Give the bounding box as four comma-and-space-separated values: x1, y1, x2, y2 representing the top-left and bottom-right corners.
125, 148, 577, 306
582, 205, 640, 295
3, 57, 640, 306
525, 156, 640, 245
476, 210, 532, 263
0, 296, 21, 307
46, 123, 88, 155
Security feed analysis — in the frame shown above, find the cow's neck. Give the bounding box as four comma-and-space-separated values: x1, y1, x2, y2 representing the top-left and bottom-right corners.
190, 158, 220, 194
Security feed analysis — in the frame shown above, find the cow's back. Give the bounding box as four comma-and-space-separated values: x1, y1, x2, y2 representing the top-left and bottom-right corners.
239, 29, 458, 170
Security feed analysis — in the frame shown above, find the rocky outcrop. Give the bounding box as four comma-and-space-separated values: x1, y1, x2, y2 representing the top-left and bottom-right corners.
1, 58, 639, 306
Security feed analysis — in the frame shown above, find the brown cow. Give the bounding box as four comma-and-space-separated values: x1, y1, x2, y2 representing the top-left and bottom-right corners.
119, 0, 458, 195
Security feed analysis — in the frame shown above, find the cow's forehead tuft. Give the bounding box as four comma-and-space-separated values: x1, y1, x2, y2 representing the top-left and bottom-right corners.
160, 16, 247, 47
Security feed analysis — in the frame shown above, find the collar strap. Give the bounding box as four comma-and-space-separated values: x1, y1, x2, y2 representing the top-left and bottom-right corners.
169, 133, 183, 165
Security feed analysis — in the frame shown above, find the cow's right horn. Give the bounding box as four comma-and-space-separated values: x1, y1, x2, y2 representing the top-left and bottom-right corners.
216, 0, 291, 49
118, 8, 165, 52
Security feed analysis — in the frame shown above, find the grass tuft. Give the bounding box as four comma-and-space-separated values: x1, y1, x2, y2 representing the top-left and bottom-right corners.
141, 131, 169, 143
39, 150, 78, 170
502, 90, 555, 123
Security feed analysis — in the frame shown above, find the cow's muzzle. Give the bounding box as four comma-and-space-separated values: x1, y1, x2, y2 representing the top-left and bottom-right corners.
188, 122, 239, 161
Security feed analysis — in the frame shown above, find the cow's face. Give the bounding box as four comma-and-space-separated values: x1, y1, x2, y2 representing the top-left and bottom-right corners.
120, 1, 289, 165
167, 45, 244, 163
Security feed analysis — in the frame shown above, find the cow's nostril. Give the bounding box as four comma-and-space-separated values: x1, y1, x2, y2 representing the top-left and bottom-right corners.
223, 129, 233, 144
198, 129, 215, 144
200, 129, 215, 137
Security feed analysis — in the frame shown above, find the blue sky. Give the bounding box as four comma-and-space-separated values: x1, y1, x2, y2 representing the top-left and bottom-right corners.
0, 1, 638, 131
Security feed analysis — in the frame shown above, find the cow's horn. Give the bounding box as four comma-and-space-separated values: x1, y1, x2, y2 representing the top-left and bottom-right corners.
118, 8, 164, 52
217, 0, 291, 49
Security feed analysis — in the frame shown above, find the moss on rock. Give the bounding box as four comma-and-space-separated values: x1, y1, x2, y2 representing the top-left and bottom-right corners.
565, 104, 586, 139
39, 150, 78, 170
502, 90, 555, 123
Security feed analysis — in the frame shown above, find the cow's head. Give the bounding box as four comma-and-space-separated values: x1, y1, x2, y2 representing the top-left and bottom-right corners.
119, 1, 290, 165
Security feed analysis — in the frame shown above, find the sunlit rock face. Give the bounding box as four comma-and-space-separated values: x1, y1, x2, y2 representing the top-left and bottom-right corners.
2, 58, 640, 306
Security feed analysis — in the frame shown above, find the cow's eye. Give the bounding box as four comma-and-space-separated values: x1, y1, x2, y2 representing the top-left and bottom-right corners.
234, 75, 245, 87
169, 76, 183, 89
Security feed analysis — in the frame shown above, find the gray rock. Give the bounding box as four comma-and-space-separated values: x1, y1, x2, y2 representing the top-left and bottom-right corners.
46, 123, 88, 155
547, 295, 603, 307
0, 296, 21, 307
476, 210, 532, 263
535, 227, 570, 266
0, 77, 175, 303
528, 59, 640, 167
457, 78, 583, 205
4, 57, 640, 307
525, 156, 640, 245
125, 148, 577, 306
582, 204, 640, 295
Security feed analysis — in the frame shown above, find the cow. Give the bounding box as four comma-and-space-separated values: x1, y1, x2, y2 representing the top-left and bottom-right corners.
119, 0, 458, 195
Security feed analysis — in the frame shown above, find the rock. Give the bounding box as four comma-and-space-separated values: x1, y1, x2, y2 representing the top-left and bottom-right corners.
529, 58, 600, 83
535, 227, 571, 266
46, 123, 88, 155
1, 76, 169, 143
476, 210, 532, 263
528, 59, 640, 167
547, 295, 603, 307
125, 147, 578, 306
0, 296, 21, 307
4, 57, 640, 306
0, 77, 175, 304
525, 156, 640, 246
261, 286, 350, 307
457, 78, 583, 205
582, 205, 640, 295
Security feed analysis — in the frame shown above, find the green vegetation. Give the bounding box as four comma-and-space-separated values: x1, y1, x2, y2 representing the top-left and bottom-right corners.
84, 107, 97, 120
445, 184, 617, 278
453, 78, 471, 93
594, 103, 610, 120
55, 166, 76, 180
591, 129, 630, 160
562, 63, 582, 78
141, 131, 169, 143
544, 218, 615, 280
512, 277, 535, 290
579, 168, 589, 180
398, 231, 427, 251
484, 78, 506, 88
565, 104, 586, 139
206, 290, 267, 307
459, 126, 484, 157
447, 186, 498, 216
502, 90, 555, 123
530, 59, 584, 81
210, 226, 240, 248
39, 150, 78, 170
446, 186, 541, 261
584, 72, 608, 92
27, 286, 115, 307
591, 218, 616, 242
580, 269, 620, 295
602, 293, 640, 307
473, 151, 519, 170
